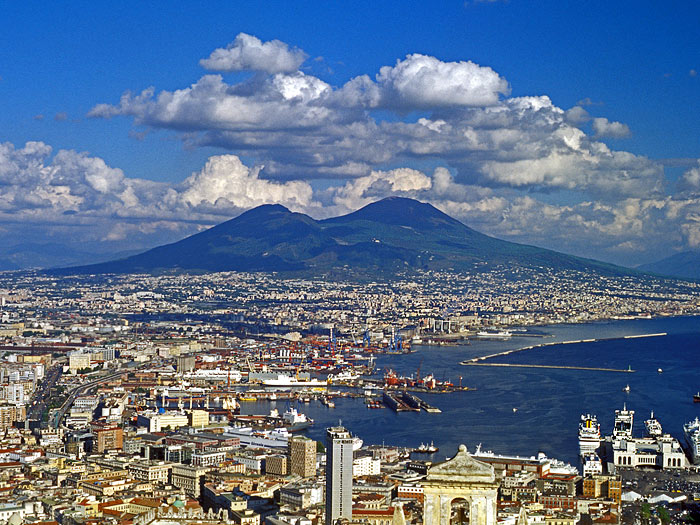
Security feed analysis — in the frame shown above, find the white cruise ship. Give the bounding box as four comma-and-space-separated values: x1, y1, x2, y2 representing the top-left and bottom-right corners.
684, 417, 700, 464
476, 330, 512, 339
578, 414, 601, 456
262, 374, 328, 387
224, 426, 290, 448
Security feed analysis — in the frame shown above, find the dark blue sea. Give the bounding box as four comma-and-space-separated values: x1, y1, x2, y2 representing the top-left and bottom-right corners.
242, 316, 700, 466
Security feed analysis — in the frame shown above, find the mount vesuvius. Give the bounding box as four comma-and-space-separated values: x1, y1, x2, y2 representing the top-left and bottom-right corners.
51, 197, 632, 277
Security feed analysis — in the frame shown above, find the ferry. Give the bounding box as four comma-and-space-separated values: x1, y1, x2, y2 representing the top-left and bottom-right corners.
282, 407, 313, 431
684, 417, 700, 464
413, 441, 439, 454
644, 411, 663, 437
224, 426, 290, 449
476, 330, 512, 339
578, 414, 601, 456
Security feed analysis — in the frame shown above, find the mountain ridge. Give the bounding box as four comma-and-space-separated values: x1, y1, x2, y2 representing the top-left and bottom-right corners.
49, 197, 636, 278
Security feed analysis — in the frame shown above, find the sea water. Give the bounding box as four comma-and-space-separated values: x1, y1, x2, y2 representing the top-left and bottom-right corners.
242, 315, 700, 466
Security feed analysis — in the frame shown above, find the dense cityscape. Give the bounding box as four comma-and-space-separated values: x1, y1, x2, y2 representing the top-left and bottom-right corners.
0, 269, 699, 524
3, 3, 700, 525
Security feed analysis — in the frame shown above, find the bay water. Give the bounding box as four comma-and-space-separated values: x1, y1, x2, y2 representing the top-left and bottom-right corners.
242, 316, 700, 466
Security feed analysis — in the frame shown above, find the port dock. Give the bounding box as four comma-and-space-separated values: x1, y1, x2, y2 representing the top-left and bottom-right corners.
383, 391, 442, 413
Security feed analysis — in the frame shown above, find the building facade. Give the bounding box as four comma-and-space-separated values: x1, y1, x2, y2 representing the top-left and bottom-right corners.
325, 426, 354, 525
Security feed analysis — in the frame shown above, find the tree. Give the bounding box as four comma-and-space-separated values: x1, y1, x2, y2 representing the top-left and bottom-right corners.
657, 506, 670, 525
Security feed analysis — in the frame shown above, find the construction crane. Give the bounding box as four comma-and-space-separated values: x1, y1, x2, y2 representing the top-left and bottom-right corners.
328, 327, 337, 354
245, 355, 255, 373
363, 329, 371, 348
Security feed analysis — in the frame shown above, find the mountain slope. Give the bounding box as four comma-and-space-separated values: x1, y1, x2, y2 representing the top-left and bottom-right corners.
51, 197, 634, 277
637, 251, 700, 280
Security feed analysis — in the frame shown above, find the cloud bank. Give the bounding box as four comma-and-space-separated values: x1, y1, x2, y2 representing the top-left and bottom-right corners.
3, 33, 697, 267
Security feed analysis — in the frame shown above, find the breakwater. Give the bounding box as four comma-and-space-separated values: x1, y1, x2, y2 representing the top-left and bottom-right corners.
461, 332, 666, 367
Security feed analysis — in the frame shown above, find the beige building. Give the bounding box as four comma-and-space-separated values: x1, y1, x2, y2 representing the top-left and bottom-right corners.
289, 435, 316, 478
127, 460, 173, 484
172, 463, 209, 498
188, 409, 209, 428
231, 509, 260, 525
265, 454, 287, 476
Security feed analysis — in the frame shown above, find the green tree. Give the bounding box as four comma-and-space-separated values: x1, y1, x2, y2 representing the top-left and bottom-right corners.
657, 506, 670, 525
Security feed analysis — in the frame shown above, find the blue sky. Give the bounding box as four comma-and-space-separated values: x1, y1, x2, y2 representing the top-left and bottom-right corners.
1, 0, 699, 267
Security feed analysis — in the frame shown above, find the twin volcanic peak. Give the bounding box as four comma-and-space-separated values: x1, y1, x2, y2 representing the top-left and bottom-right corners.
52, 197, 629, 277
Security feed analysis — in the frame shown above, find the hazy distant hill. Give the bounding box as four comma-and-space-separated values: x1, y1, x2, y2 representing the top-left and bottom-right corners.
51, 197, 634, 277
637, 251, 700, 280
0, 243, 140, 271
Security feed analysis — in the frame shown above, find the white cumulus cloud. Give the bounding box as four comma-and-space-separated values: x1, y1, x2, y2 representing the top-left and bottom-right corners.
200, 33, 307, 74
592, 117, 631, 138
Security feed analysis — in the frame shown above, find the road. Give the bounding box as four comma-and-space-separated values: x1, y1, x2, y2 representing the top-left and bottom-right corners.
27, 364, 63, 425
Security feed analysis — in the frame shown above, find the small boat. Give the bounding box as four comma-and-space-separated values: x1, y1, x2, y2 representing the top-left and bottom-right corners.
694, 392, 700, 403
657, 368, 663, 373
623, 384, 631, 393
512, 407, 518, 413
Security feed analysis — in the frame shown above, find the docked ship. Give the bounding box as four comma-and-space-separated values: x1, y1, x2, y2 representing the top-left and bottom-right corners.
224, 426, 291, 449
413, 441, 439, 454
262, 374, 328, 387
683, 417, 700, 464
578, 414, 601, 456
476, 330, 512, 339
644, 411, 663, 437
282, 407, 313, 431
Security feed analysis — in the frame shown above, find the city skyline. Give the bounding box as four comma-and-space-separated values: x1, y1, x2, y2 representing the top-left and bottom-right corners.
1, 1, 700, 268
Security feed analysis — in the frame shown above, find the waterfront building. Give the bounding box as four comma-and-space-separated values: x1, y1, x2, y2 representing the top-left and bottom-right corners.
325, 426, 354, 525
607, 406, 687, 470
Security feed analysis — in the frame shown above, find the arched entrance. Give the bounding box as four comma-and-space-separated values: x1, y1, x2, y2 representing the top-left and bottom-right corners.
450, 497, 470, 525
422, 445, 499, 525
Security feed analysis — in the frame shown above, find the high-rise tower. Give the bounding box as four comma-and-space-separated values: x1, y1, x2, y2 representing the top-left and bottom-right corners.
325, 426, 354, 524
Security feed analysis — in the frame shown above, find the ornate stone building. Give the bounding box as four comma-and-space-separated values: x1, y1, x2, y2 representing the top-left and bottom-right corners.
423, 445, 499, 525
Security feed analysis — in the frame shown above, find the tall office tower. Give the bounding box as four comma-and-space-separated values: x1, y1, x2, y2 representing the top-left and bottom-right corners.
289, 435, 316, 478
325, 426, 354, 525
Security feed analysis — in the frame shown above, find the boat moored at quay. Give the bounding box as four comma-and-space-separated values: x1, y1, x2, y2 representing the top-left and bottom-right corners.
684, 417, 700, 465
578, 414, 601, 456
